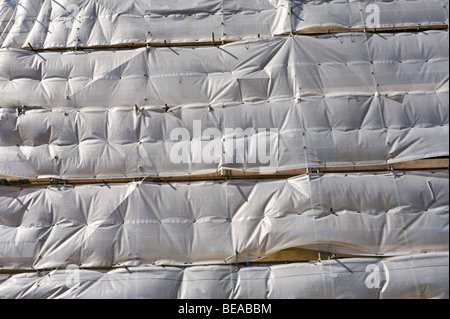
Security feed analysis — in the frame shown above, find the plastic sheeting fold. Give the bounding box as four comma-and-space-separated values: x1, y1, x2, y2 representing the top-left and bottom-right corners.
0, 171, 448, 269
0, 31, 448, 178
0, 0, 448, 49
0, 253, 448, 299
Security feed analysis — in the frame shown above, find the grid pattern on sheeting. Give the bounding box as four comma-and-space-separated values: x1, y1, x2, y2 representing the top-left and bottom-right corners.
0, 0, 448, 49
0, 253, 448, 299
0, 32, 448, 179
0, 172, 448, 270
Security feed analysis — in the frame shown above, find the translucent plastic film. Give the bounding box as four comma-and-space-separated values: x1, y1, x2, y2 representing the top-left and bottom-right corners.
0, 32, 448, 178
0, 253, 448, 299
0, 0, 448, 49
0, 171, 448, 269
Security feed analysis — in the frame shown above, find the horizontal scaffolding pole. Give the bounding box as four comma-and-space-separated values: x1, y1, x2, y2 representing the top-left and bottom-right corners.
18, 24, 449, 52
1, 158, 448, 187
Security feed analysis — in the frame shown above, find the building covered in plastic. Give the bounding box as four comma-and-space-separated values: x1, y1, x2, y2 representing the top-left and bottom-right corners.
0, 0, 449, 299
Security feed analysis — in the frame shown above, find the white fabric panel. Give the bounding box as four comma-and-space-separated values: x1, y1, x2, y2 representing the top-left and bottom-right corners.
0, 253, 447, 299
0, 172, 448, 269
0, 32, 447, 178
0, 0, 448, 49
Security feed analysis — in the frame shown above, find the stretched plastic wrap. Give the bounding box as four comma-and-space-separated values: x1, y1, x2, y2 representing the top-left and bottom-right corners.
0, 0, 448, 49
0, 253, 448, 299
1, 32, 447, 108
0, 31, 448, 178
0, 171, 447, 269
0, 0, 448, 301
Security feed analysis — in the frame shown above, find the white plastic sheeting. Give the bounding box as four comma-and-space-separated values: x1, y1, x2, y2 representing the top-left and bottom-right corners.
0, 31, 448, 178
1, 31, 447, 107
0, 0, 448, 49
0, 95, 448, 179
0, 171, 448, 269
0, 253, 448, 299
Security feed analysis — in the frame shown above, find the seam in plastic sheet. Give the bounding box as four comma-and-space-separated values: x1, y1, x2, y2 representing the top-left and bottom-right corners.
441, 0, 450, 22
